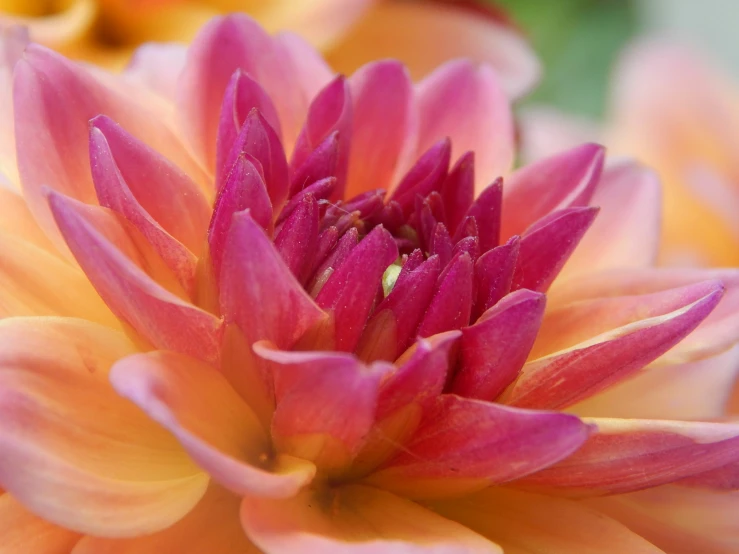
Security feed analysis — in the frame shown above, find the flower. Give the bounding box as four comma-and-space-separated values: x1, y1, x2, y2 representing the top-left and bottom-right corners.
0, 0, 539, 97
520, 41, 739, 268
2, 14, 739, 553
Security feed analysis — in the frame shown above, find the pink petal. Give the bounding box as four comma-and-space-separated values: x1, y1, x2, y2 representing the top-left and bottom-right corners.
473, 236, 520, 320
214, 70, 282, 189
208, 155, 273, 279
431, 487, 664, 554
440, 151, 475, 235
453, 289, 546, 401
345, 60, 418, 197
549, 268, 739, 362
48, 191, 223, 364
254, 344, 389, 474
366, 394, 590, 498
357, 254, 441, 361
519, 419, 739, 496
274, 193, 320, 283
219, 210, 326, 349
220, 108, 289, 212
124, 42, 187, 103
0, 494, 80, 553
512, 207, 598, 293
507, 281, 723, 410
465, 178, 502, 253
558, 161, 661, 279
15, 45, 203, 249
417, 252, 474, 338
0, 318, 208, 537
0, 26, 28, 188
289, 131, 340, 194
315, 225, 398, 352
241, 484, 500, 553
89, 116, 211, 255
89, 122, 199, 293
501, 143, 604, 238
290, 76, 352, 198
111, 351, 315, 498
415, 60, 514, 192
177, 14, 329, 168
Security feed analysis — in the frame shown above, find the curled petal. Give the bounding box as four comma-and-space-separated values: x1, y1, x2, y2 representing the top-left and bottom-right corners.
432, 487, 663, 554
518, 418, 739, 496
417, 252, 474, 338
473, 236, 519, 319
507, 281, 723, 410
502, 143, 604, 238
72, 484, 259, 554
366, 394, 591, 499
14, 45, 202, 248
241, 484, 500, 553
255, 344, 389, 473
416, 60, 514, 192
0, 318, 208, 537
111, 351, 314, 498
49, 192, 223, 364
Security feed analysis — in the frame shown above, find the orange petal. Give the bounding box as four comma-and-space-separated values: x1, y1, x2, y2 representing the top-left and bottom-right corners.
110, 351, 316, 498
0, 26, 28, 188
0, 317, 208, 537
325, 0, 540, 98
72, 484, 259, 554
432, 487, 663, 554
0, 0, 95, 48
0, 493, 80, 554
241, 484, 501, 553
588, 485, 739, 554
0, 187, 55, 253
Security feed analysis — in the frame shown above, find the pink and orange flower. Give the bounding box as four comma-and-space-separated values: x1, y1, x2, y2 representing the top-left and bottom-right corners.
1, 14, 739, 553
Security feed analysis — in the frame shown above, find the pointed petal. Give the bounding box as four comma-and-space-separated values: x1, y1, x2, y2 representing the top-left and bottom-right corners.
559, 161, 661, 279
416, 60, 514, 192
274, 193, 320, 283
417, 252, 474, 338
71, 484, 259, 554
208, 155, 273, 279
512, 207, 598, 293
549, 268, 739, 362
441, 152, 475, 234
290, 76, 352, 198
589, 485, 739, 554
507, 281, 723, 410
14, 45, 202, 248
473, 236, 519, 319
220, 211, 326, 349
432, 487, 663, 554
0, 494, 80, 554
48, 192, 223, 364
346, 60, 417, 197
0, 318, 208, 537
465, 178, 502, 253
502, 144, 604, 238
254, 344, 388, 474
90, 115, 211, 255
389, 138, 450, 213
366, 394, 590, 498
453, 289, 546, 401
110, 351, 314, 498
241, 485, 500, 553
89, 122, 199, 292
315, 226, 398, 352
326, 0, 540, 98
519, 418, 739, 496
215, 70, 282, 189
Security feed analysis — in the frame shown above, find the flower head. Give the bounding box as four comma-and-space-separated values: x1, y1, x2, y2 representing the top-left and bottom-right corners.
2, 14, 739, 554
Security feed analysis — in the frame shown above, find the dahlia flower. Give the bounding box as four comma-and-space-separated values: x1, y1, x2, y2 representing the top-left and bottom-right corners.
521, 41, 739, 268
0, 0, 538, 96
2, 14, 739, 554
